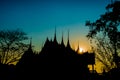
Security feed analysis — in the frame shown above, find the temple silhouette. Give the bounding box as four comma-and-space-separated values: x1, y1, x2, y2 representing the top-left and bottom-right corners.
1, 29, 120, 80
1, 1, 120, 80
15, 30, 95, 80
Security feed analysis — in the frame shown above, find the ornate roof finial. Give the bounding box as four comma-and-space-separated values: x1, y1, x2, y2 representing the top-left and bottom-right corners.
54, 26, 57, 43
44, 37, 49, 46
76, 42, 80, 53
67, 29, 71, 48
61, 31, 65, 46
28, 37, 32, 51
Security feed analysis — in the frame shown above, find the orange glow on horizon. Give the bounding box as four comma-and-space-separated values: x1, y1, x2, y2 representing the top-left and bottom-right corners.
79, 47, 85, 53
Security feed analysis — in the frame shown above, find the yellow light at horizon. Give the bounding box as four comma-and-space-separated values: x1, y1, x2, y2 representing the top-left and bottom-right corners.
79, 47, 85, 53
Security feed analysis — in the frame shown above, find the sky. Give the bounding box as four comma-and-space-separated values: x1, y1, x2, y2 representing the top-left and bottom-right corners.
0, 0, 110, 52
0, 0, 112, 73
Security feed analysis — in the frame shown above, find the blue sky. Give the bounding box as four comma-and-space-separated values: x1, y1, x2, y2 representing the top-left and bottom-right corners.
0, 0, 110, 51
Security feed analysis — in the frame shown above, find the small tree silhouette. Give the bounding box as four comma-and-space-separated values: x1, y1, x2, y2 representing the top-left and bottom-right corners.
0, 29, 28, 64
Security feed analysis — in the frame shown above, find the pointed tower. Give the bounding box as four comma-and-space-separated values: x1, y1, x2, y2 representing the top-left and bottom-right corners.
28, 37, 33, 52
43, 37, 50, 48
67, 30, 71, 49
53, 27, 57, 43
76, 42, 80, 53
46, 37, 49, 43
61, 31, 65, 47
16, 37, 34, 66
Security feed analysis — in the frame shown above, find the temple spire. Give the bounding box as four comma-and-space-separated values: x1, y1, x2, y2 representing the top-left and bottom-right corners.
54, 27, 57, 43
67, 30, 71, 48
61, 31, 65, 47
76, 42, 79, 53
28, 37, 33, 52
44, 37, 49, 46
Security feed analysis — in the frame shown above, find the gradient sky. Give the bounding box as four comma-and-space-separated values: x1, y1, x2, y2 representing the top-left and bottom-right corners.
0, 0, 110, 52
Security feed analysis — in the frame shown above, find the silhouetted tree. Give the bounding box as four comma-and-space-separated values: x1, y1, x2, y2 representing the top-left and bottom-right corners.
86, 1, 120, 68
0, 29, 28, 64
90, 36, 116, 71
